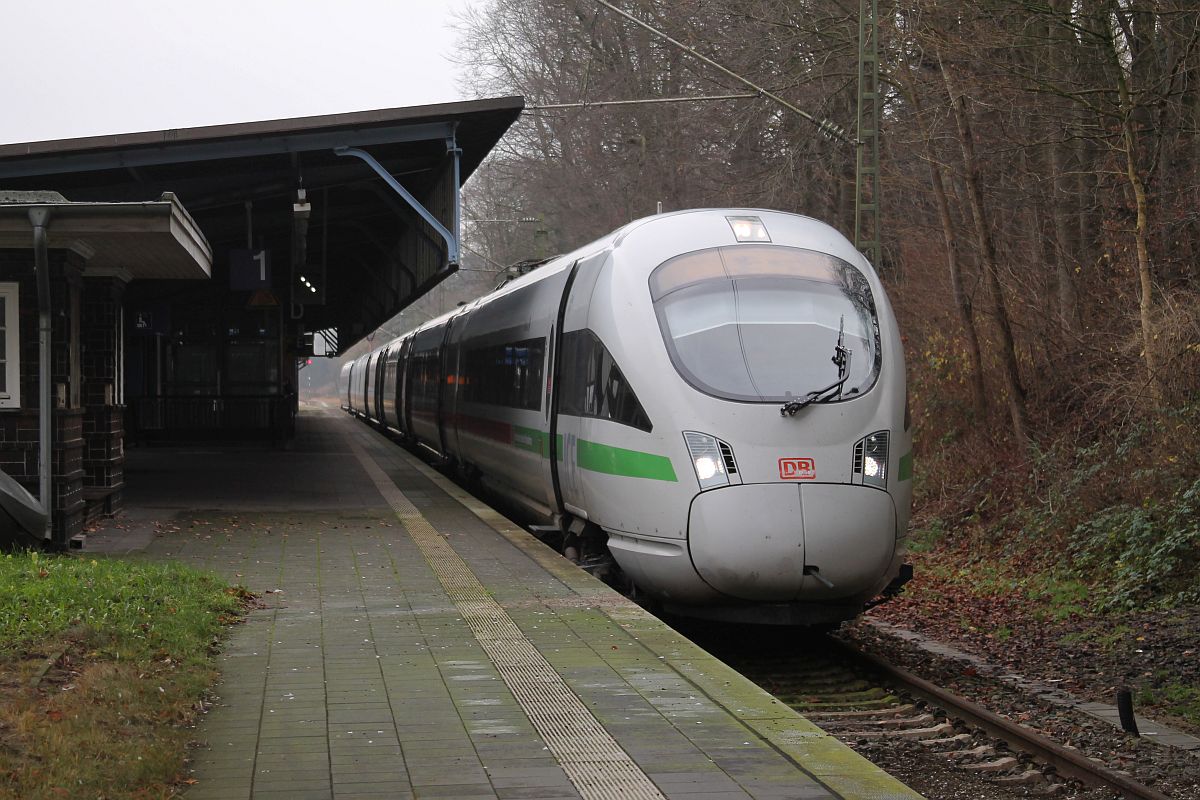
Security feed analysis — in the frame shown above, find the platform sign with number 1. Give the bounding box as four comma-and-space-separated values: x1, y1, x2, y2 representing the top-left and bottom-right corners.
229, 249, 271, 291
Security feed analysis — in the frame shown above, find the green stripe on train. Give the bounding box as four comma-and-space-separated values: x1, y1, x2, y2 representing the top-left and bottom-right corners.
576, 440, 678, 482
511, 425, 675, 481
513, 426, 563, 460
898, 452, 913, 481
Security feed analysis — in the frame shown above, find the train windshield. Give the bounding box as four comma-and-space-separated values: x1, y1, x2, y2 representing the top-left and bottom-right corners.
649, 245, 881, 403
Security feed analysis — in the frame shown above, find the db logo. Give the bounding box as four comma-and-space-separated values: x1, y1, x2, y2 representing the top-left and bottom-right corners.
779, 457, 816, 481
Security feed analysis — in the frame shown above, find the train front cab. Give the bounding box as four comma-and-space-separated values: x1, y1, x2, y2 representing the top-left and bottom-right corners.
590, 212, 912, 625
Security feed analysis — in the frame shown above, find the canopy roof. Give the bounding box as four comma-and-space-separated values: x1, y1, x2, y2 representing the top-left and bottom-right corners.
0, 96, 525, 352
0, 192, 211, 279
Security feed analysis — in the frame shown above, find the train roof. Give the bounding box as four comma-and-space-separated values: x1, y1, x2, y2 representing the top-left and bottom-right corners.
358, 207, 865, 361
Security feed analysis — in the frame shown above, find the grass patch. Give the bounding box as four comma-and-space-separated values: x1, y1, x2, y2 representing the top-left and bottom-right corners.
1024, 574, 1091, 622
0, 551, 246, 800
1058, 624, 1136, 651
1137, 677, 1200, 729
905, 520, 947, 554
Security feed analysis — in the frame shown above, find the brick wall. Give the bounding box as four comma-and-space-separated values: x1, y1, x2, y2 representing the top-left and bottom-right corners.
54, 409, 85, 541
0, 249, 89, 546
82, 277, 121, 406
82, 406, 124, 518
81, 276, 126, 521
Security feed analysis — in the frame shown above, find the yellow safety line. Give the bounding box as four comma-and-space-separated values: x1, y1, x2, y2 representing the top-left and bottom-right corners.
347, 435, 666, 800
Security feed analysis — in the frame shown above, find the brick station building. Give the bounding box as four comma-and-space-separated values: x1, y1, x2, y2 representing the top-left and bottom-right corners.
0, 98, 523, 549
0, 192, 211, 544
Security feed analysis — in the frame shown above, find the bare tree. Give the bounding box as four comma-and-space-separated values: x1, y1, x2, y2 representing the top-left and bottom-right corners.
450, 0, 1200, 439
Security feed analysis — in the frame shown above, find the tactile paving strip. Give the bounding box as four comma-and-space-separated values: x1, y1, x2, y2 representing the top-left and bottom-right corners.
349, 437, 666, 800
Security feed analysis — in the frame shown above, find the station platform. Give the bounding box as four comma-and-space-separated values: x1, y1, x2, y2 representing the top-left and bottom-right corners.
88, 407, 922, 800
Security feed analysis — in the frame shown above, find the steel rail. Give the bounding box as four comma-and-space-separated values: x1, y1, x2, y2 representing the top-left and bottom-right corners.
828, 638, 1172, 800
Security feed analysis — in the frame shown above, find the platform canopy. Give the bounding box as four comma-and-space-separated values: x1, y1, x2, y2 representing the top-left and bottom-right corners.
0, 191, 212, 279
0, 96, 524, 353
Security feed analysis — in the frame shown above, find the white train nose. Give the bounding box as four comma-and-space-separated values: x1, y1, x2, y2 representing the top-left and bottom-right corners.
688, 483, 897, 602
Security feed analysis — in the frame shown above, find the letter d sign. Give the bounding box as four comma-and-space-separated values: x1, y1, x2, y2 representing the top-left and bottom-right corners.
779, 457, 816, 480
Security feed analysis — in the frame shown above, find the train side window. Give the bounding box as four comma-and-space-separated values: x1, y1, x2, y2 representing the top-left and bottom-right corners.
462, 337, 545, 411
560, 329, 652, 432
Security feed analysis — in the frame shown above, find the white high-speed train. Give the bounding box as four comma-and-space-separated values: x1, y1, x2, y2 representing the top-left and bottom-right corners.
340, 209, 912, 625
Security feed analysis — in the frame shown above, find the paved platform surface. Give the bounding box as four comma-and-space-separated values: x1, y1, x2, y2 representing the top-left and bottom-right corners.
90, 409, 922, 800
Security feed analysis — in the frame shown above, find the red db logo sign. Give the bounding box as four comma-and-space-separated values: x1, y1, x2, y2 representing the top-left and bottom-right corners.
779, 457, 816, 481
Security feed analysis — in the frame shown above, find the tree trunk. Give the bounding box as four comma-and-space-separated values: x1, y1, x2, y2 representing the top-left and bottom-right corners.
941, 57, 1032, 448
907, 79, 988, 417
1107, 2, 1165, 403
1124, 118, 1164, 403
931, 154, 988, 418
1049, 138, 1084, 339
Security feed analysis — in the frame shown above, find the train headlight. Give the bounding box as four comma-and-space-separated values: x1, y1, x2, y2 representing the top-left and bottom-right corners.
725, 215, 771, 243
852, 430, 890, 489
864, 454, 882, 478
683, 431, 730, 490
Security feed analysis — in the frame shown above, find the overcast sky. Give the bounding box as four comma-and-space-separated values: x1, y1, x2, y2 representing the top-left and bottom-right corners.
1, 1, 474, 145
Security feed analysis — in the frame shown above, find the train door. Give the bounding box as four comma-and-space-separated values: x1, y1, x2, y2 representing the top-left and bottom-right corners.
436, 316, 459, 457
549, 252, 610, 518
373, 351, 387, 424
409, 324, 445, 454
351, 357, 365, 415
399, 336, 414, 438
358, 356, 366, 415
357, 356, 369, 416
364, 353, 377, 421
442, 309, 474, 461
381, 342, 397, 432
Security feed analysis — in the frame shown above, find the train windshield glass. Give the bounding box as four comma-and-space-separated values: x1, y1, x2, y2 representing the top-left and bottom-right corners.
649, 246, 881, 403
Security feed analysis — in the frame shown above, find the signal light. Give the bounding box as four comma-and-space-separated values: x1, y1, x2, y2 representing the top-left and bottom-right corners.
297, 265, 325, 305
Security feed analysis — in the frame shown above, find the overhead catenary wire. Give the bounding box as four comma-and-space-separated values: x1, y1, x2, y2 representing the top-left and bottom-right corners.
592, 0, 854, 145
529, 93, 759, 111
458, 241, 507, 271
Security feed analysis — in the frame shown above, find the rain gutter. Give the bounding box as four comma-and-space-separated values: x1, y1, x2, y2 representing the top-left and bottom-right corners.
27, 207, 53, 541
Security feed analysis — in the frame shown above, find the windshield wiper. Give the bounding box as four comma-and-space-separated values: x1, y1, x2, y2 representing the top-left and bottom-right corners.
781, 315, 852, 417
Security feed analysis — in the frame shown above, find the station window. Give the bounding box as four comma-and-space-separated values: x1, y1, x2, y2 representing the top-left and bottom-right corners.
560, 329, 652, 432
462, 338, 545, 411
0, 284, 20, 409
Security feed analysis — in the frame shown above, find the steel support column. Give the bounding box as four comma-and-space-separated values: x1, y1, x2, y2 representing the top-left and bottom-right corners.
855, 0, 882, 268
334, 144, 460, 266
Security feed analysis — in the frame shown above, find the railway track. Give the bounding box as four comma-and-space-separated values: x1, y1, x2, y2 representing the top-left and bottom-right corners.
679, 624, 1173, 800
